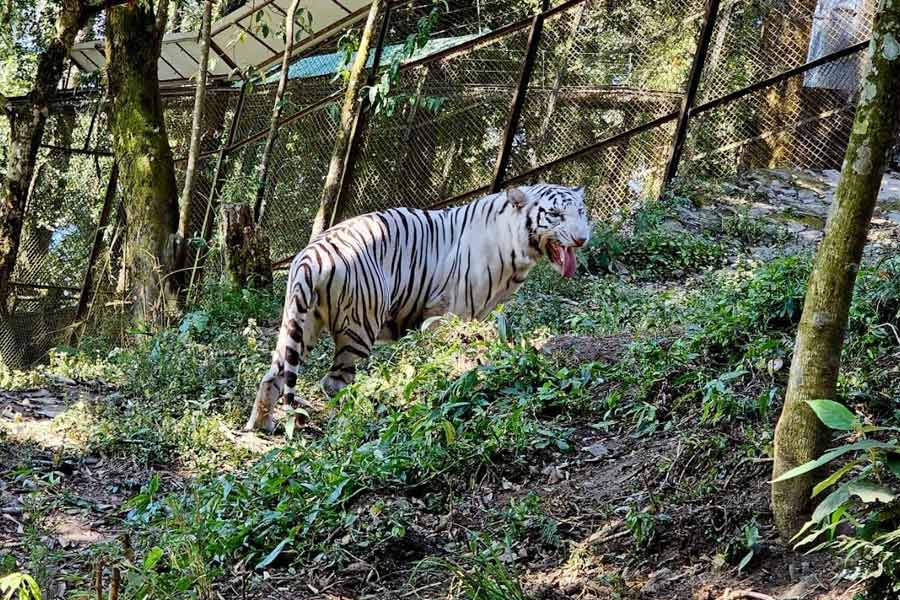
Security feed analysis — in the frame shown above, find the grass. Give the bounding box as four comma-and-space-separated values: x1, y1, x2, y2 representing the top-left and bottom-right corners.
2, 189, 899, 598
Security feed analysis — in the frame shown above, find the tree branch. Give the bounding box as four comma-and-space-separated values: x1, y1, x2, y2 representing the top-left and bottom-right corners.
83, 0, 130, 18
154, 0, 170, 46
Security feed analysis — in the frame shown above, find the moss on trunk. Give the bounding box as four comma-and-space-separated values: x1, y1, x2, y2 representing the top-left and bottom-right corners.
771, 0, 900, 539
106, 0, 180, 323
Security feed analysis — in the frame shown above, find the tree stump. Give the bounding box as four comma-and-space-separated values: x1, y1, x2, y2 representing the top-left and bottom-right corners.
221, 203, 272, 290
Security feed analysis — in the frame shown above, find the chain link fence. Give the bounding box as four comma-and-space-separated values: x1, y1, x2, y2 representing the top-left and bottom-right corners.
0, 0, 884, 368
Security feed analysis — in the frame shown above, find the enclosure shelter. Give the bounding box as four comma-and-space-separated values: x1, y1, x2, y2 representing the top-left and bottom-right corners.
0, 0, 883, 368
70, 0, 373, 85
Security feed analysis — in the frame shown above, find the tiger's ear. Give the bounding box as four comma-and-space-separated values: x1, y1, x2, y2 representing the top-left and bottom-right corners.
508, 187, 527, 209
572, 185, 584, 194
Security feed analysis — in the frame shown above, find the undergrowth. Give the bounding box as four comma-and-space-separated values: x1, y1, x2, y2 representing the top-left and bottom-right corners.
2, 189, 898, 597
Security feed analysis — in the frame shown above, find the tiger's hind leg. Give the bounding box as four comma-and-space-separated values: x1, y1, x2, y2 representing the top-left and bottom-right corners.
245, 291, 322, 432
321, 325, 377, 398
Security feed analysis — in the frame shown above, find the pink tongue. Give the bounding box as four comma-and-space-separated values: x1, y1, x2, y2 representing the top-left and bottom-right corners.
563, 247, 577, 278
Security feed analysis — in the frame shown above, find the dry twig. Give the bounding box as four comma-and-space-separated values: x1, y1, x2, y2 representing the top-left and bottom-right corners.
716, 590, 777, 600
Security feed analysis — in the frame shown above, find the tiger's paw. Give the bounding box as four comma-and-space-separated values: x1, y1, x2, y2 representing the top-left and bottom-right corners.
320, 374, 349, 398
243, 405, 275, 434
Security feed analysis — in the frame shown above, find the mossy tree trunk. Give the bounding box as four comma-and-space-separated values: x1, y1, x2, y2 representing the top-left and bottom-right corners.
0, 0, 91, 315
106, 0, 180, 324
771, 0, 900, 540
310, 0, 385, 238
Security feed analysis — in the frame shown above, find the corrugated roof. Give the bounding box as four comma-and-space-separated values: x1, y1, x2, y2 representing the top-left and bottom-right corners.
68, 0, 371, 86
264, 33, 479, 82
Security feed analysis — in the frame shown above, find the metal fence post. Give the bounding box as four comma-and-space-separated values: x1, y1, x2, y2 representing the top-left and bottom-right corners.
660, 0, 721, 188
329, 2, 393, 228
490, 0, 550, 194
73, 161, 118, 326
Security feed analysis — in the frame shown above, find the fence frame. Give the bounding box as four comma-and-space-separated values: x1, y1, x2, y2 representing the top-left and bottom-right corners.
490, 0, 550, 193
73, 161, 119, 327
661, 0, 720, 187
1, 0, 878, 359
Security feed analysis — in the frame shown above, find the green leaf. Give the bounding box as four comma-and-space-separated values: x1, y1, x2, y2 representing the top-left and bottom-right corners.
441, 420, 456, 444
256, 538, 291, 570
805, 400, 857, 431
737, 549, 754, 573
847, 479, 896, 504
812, 459, 859, 497
771, 440, 896, 483
888, 454, 900, 477
811, 484, 850, 522
790, 518, 824, 548
144, 546, 164, 570
326, 479, 349, 505
23, 577, 40, 600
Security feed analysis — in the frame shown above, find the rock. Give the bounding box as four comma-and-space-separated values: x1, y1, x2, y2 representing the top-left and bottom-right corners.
582, 442, 610, 459
798, 230, 823, 243
882, 211, 900, 224
797, 189, 820, 205
661, 218, 687, 233
641, 568, 673, 594
781, 574, 819, 599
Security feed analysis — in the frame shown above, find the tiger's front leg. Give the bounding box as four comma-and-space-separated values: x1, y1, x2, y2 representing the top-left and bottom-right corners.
321, 325, 377, 397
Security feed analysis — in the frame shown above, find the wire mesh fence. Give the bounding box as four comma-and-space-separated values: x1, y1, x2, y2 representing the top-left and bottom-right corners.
0, 0, 885, 368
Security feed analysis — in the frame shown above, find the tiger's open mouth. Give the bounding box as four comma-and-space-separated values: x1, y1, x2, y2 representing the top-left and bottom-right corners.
546, 240, 578, 278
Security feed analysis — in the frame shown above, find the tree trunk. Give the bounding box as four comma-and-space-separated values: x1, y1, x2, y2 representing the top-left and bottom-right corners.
310, 0, 386, 238
221, 203, 272, 290
0, 0, 88, 314
106, 0, 180, 324
254, 0, 301, 223
170, 0, 182, 32
771, 1, 900, 540
177, 0, 213, 270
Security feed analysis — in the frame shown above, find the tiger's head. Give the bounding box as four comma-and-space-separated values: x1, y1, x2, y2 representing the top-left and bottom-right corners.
509, 184, 591, 278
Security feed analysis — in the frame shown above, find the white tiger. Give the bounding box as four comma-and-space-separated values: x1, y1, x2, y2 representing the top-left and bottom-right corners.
245, 183, 591, 432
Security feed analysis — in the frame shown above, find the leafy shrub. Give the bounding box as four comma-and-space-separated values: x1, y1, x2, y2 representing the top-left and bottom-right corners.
624, 504, 669, 548
619, 229, 726, 279
780, 400, 900, 588
722, 207, 787, 246
0, 572, 41, 600
430, 552, 528, 600
501, 493, 561, 549
121, 321, 602, 592
580, 199, 725, 280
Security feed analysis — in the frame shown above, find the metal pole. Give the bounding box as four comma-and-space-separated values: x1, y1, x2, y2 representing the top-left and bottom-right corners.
660, 0, 721, 188
489, 0, 549, 194
329, 3, 393, 228
73, 161, 118, 325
